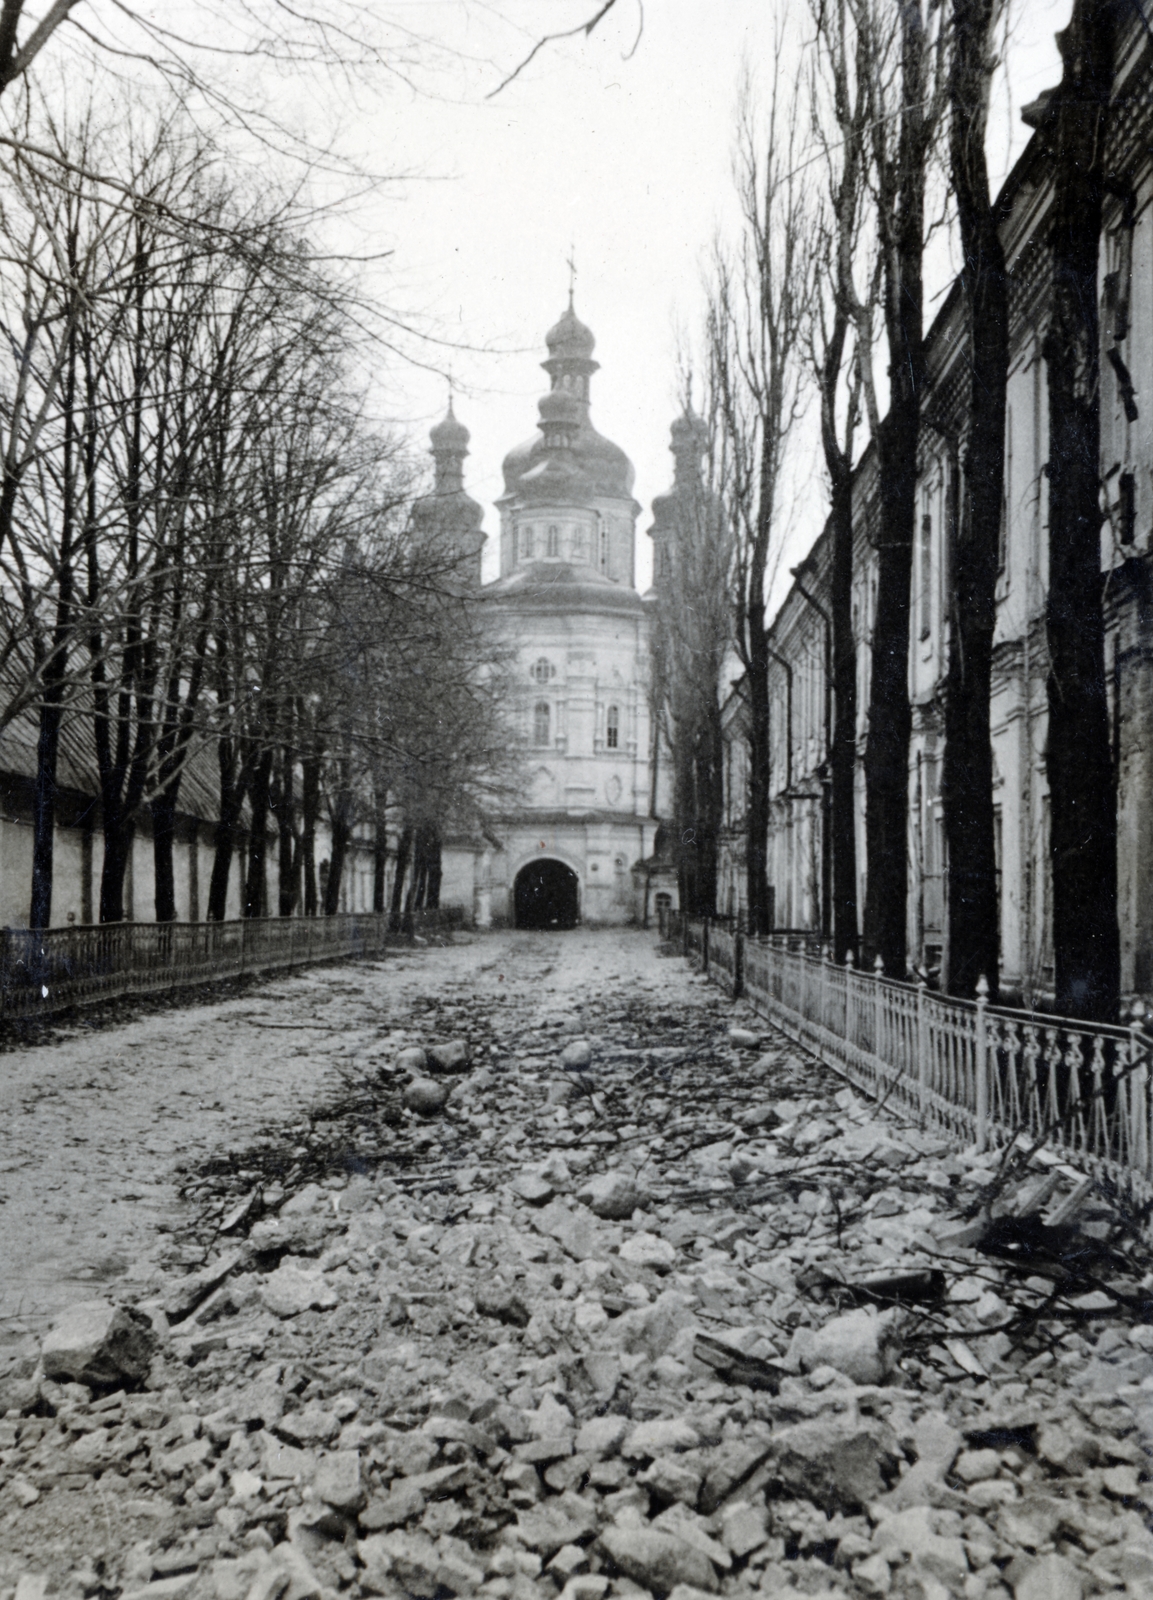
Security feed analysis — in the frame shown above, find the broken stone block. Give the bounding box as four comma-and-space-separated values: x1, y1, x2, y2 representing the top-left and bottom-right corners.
766, 1417, 901, 1512
1013, 1553, 1083, 1600
476, 1282, 531, 1328
728, 1028, 761, 1047
575, 1414, 628, 1457
639, 1455, 704, 1507
719, 1501, 766, 1558
405, 1078, 451, 1115
517, 1501, 596, 1558
512, 1172, 555, 1206
597, 1525, 718, 1594
871, 1506, 969, 1593
1037, 1421, 1100, 1476
699, 1434, 774, 1515
619, 1232, 676, 1271
576, 1171, 643, 1221
41, 1299, 157, 1387
428, 1041, 470, 1073
954, 1448, 1000, 1484
312, 1450, 363, 1511
259, 1265, 338, 1319
789, 1306, 902, 1386
396, 1046, 428, 1073
530, 1199, 599, 1261
559, 1040, 593, 1068
163, 1248, 244, 1322
360, 1480, 426, 1531
623, 1417, 700, 1459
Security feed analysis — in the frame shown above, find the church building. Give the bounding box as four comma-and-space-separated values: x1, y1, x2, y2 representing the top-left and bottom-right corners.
427, 300, 665, 927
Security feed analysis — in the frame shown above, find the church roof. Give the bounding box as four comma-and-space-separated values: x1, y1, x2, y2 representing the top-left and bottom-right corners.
483, 560, 645, 615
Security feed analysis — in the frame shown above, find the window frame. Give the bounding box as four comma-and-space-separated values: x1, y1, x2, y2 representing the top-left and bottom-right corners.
533, 700, 551, 746
606, 704, 620, 750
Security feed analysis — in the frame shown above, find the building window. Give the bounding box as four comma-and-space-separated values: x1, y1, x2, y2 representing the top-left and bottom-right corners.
531, 657, 555, 684
919, 509, 932, 641
533, 701, 551, 745
520, 525, 534, 560
599, 523, 609, 574
606, 704, 620, 749
547, 524, 559, 557
572, 525, 588, 562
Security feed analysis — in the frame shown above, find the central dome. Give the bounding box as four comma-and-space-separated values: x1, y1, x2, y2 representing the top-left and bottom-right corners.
500, 300, 635, 504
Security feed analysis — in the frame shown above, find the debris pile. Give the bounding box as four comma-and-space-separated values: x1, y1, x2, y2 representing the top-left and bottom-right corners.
3, 959, 1153, 1600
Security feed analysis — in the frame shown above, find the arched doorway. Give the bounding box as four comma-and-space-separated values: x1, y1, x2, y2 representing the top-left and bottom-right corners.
514, 859, 580, 929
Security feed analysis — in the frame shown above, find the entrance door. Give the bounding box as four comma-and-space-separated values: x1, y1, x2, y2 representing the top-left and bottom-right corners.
514, 859, 580, 929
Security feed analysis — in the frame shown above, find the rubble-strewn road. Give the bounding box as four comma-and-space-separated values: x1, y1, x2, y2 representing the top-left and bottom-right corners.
3, 928, 1153, 1600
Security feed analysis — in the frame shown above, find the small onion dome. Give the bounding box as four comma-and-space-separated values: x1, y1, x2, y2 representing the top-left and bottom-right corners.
670, 409, 708, 455
429, 401, 470, 454
546, 301, 596, 361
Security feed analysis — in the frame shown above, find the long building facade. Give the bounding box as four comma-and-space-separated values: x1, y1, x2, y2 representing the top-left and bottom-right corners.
721, 17, 1153, 1007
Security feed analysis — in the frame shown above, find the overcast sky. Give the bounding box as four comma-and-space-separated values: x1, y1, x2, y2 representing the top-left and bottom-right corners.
62, 0, 1070, 596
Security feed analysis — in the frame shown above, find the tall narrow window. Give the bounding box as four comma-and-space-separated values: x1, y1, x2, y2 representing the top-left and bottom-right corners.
599, 524, 609, 573
606, 705, 620, 749
572, 525, 588, 563
547, 524, 559, 557
919, 509, 932, 641
533, 701, 550, 746
520, 525, 534, 560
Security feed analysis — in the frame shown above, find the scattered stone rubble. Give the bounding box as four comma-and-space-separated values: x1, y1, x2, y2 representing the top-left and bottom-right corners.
4, 948, 1153, 1600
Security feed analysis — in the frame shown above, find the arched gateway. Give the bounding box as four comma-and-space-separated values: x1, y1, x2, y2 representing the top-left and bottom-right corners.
514, 859, 580, 929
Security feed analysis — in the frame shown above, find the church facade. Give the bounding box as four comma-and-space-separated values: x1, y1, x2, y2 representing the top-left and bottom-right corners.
428, 302, 667, 927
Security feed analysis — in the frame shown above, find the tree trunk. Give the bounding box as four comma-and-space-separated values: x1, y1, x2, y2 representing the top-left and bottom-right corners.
412, 824, 430, 912
244, 746, 273, 918
300, 751, 320, 916
324, 804, 352, 915
390, 824, 412, 933
427, 828, 443, 910
30, 691, 64, 931
745, 629, 772, 935
99, 818, 134, 923
151, 786, 179, 923
1044, 0, 1120, 1022
861, 0, 932, 979
829, 469, 858, 961
208, 741, 246, 921
942, 0, 1008, 1000
673, 741, 700, 916
271, 747, 297, 917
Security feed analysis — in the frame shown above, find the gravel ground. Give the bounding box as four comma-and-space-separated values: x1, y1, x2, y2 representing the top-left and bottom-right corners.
2, 927, 1153, 1600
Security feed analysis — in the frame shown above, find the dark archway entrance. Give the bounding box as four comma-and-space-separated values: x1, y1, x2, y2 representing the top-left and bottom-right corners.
514, 859, 580, 929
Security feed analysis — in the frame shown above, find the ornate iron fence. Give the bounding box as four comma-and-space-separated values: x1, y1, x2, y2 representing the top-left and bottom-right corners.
0, 912, 402, 1021
683, 918, 1153, 1207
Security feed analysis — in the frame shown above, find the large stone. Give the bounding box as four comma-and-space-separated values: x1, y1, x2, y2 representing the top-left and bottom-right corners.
699, 1434, 774, 1514
619, 1231, 676, 1271
872, 1506, 970, 1592
623, 1417, 700, 1459
163, 1248, 244, 1322
395, 1046, 428, 1073
575, 1414, 629, 1457
880, 1411, 961, 1510
260, 1264, 339, 1319
767, 1417, 901, 1512
559, 1039, 594, 1069
41, 1300, 157, 1387
313, 1451, 364, 1511
598, 1525, 718, 1593
428, 1040, 471, 1073
790, 1307, 902, 1386
576, 1170, 643, 1220
512, 1172, 555, 1206
530, 1199, 599, 1261
404, 1078, 451, 1115
475, 1281, 531, 1328
1013, 1554, 1083, 1600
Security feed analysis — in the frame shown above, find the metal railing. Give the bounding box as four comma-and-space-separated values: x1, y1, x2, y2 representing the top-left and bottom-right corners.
679, 917, 1153, 1209
0, 910, 461, 1022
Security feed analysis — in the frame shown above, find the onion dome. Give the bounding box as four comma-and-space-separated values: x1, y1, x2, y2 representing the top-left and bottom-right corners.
499, 300, 635, 503
429, 397, 470, 456
545, 300, 596, 361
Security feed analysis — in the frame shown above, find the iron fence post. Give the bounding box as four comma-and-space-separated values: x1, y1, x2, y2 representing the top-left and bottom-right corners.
1129, 1002, 1149, 1177
873, 952, 884, 1062
917, 972, 929, 1125
975, 974, 990, 1152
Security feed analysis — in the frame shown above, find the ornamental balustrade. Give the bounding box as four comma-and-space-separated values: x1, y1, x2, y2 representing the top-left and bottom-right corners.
680, 917, 1153, 1208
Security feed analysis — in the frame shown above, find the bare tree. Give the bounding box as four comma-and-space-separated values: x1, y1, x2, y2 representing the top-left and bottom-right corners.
1034, 0, 1120, 1023
808, 0, 872, 963
939, 0, 1008, 999
856, 0, 947, 978
708, 66, 811, 937
649, 399, 732, 919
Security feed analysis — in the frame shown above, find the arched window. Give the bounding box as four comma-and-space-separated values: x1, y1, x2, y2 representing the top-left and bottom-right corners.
531, 657, 554, 684
547, 524, 560, 558
606, 704, 620, 749
520, 525, 534, 560
572, 525, 588, 563
599, 524, 609, 573
533, 701, 551, 746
